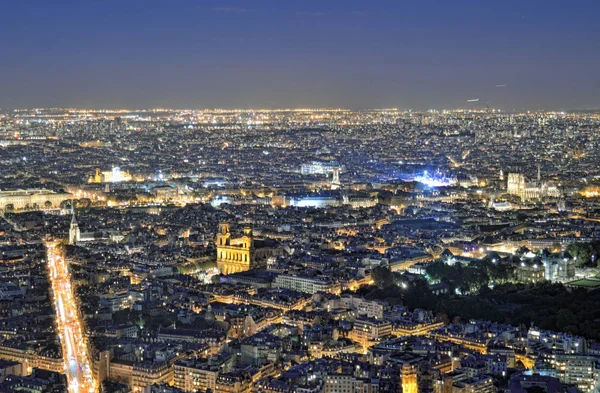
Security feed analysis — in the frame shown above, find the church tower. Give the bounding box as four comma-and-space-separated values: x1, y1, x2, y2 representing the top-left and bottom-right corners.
331, 167, 341, 190
69, 208, 80, 245
241, 227, 254, 250
216, 223, 231, 246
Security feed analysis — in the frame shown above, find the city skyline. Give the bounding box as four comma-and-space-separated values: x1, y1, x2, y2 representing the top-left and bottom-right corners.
2, 107, 600, 393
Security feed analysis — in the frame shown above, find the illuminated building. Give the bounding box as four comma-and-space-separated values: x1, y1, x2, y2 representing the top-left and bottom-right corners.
216, 224, 282, 275
331, 167, 341, 190
131, 362, 173, 392
0, 344, 64, 373
514, 261, 545, 283
214, 373, 252, 393
452, 375, 495, 393
487, 200, 512, 211
288, 193, 340, 208
88, 166, 132, 183
436, 371, 467, 393
69, 209, 80, 245
152, 185, 179, 201
323, 375, 380, 393
506, 173, 526, 197
349, 318, 392, 349
216, 223, 253, 275
300, 161, 340, 175
534, 353, 599, 393
506, 172, 560, 202
0, 189, 71, 211
273, 274, 340, 295
540, 251, 575, 281
401, 364, 418, 393
342, 193, 378, 208
527, 328, 585, 354
173, 358, 220, 393
552, 354, 598, 392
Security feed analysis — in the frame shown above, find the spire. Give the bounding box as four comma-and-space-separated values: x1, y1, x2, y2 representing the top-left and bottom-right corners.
71, 206, 77, 225
537, 165, 541, 182
69, 205, 80, 245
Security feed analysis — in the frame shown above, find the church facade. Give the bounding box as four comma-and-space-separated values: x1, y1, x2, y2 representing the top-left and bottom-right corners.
216, 223, 254, 275
506, 171, 560, 202
215, 223, 283, 275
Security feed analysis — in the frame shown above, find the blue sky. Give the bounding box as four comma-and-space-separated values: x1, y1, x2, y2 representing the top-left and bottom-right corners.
1, 0, 599, 110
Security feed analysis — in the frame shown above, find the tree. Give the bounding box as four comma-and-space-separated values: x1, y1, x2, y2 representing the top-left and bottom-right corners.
76, 198, 92, 209
371, 266, 393, 287
4, 204, 14, 212
567, 243, 592, 266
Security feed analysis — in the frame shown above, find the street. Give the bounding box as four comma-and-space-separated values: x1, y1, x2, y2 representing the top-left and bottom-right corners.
46, 242, 97, 393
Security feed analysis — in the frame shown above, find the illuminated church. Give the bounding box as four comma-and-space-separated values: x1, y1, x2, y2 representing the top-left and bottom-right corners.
216, 223, 281, 275
506, 169, 560, 202
216, 223, 254, 275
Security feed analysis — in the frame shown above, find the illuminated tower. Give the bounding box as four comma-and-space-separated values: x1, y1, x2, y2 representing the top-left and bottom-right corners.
499, 169, 504, 181
216, 223, 231, 247
331, 167, 341, 190
537, 165, 541, 183
401, 364, 418, 393
69, 208, 80, 245
507, 173, 525, 200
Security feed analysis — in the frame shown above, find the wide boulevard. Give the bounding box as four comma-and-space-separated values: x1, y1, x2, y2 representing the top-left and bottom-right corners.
46, 242, 96, 393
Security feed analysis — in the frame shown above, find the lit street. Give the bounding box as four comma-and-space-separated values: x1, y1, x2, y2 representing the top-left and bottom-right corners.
46, 242, 96, 393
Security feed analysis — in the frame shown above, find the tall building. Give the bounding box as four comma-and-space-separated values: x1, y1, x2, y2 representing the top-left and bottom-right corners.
69, 209, 80, 245
216, 223, 253, 275
401, 364, 419, 393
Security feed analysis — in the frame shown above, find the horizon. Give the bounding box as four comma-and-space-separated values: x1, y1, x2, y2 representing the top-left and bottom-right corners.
4, 106, 600, 113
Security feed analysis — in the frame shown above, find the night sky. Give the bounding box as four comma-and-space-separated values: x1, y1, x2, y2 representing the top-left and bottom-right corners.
1, 0, 599, 110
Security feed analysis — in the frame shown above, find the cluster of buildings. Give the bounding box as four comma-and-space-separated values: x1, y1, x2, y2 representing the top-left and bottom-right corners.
0, 244, 67, 392
0, 108, 599, 392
